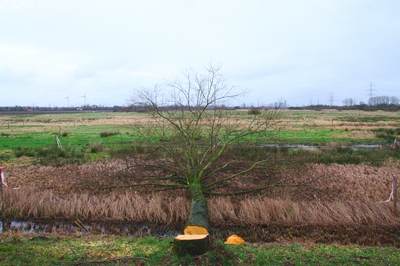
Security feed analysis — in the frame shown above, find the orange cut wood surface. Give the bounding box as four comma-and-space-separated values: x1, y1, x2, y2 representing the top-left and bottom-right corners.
184, 225, 209, 235
175, 234, 208, 240
224, 234, 245, 245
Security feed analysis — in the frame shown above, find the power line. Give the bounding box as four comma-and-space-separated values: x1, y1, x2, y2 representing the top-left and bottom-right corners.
366, 82, 376, 98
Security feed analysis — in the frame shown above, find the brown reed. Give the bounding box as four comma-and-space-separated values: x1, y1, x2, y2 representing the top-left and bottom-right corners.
1, 159, 399, 226
1, 187, 399, 226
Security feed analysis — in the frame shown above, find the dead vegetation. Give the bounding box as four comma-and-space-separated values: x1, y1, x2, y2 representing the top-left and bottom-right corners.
1, 159, 399, 226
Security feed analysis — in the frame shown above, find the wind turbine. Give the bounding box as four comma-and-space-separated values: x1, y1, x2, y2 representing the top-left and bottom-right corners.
80, 91, 88, 107
63, 92, 71, 107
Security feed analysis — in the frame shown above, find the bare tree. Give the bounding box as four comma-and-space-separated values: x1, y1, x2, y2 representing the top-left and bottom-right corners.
111, 65, 309, 253
342, 98, 355, 107
389, 96, 399, 106
368, 95, 399, 106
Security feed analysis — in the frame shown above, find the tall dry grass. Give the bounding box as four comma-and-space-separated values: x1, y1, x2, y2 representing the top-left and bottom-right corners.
1, 188, 190, 224
2, 159, 398, 200
1, 159, 399, 226
2, 188, 399, 226
224, 198, 397, 226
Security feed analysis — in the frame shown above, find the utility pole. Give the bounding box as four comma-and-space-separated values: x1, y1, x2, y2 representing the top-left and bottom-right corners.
329, 92, 334, 106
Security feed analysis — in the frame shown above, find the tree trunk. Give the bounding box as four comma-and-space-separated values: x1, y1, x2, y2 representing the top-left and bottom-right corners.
173, 235, 209, 256
173, 180, 210, 257
187, 181, 210, 232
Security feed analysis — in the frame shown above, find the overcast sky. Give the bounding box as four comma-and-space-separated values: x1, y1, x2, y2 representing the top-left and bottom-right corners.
1, 0, 399, 108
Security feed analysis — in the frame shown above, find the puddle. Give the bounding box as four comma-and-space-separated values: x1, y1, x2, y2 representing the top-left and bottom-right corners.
260, 143, 382, 151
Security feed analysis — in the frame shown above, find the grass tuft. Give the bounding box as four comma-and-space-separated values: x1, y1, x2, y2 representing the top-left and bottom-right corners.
100, 131, 119, 137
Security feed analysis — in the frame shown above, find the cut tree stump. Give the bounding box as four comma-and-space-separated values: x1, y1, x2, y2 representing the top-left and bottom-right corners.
173, 234, 210, 256
173, 225, 210, 256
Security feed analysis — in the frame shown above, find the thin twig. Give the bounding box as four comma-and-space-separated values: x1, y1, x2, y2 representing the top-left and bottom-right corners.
74, 219, 89, 232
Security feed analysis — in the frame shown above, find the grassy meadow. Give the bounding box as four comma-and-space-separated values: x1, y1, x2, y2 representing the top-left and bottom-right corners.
1, 109, 399, 166
1, 109, 400, 264
1, 109, 399, 153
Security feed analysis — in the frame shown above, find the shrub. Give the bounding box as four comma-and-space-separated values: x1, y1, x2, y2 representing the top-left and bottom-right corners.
248, 108, 261, 115
15, 147, 36, 158
88, 142, 104, 153
108, 144, 151, 158
15, 146, 86, 166
0, 151, 13, 161
223, 144, 399, 167
100, 131, 119, 137
372, 128, 400, 142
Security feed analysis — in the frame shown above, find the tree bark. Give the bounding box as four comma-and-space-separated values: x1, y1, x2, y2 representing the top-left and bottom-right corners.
173, 235, 210, 256
187, 181, 210, 232
173, 180, 210, 256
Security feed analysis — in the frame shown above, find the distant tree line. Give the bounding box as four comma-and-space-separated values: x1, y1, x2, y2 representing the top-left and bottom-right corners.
343, 95, 399, 107
367, 96, 399, 106
2, 95, 399, 113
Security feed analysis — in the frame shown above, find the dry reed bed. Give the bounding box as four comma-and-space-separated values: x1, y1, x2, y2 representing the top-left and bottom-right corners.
238, 162, 400, 202
1, 187, 399, 226
2, 160, 399, 201
1, 188, 189, 224
304, 162, 399, 202
1, 160, 399, 225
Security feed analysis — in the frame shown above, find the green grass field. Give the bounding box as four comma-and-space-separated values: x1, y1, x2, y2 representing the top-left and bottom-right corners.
0, 109, 398, 150
0, 234, 399, 266
0, 109, 399, 166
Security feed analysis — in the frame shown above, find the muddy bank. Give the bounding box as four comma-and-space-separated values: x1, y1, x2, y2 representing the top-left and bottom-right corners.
1, 219, 399, 247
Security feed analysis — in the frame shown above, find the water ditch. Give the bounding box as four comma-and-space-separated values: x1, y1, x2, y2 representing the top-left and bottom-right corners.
260, 143, 382, 151
1, 219, 399, 246
0, 219, 181, 237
